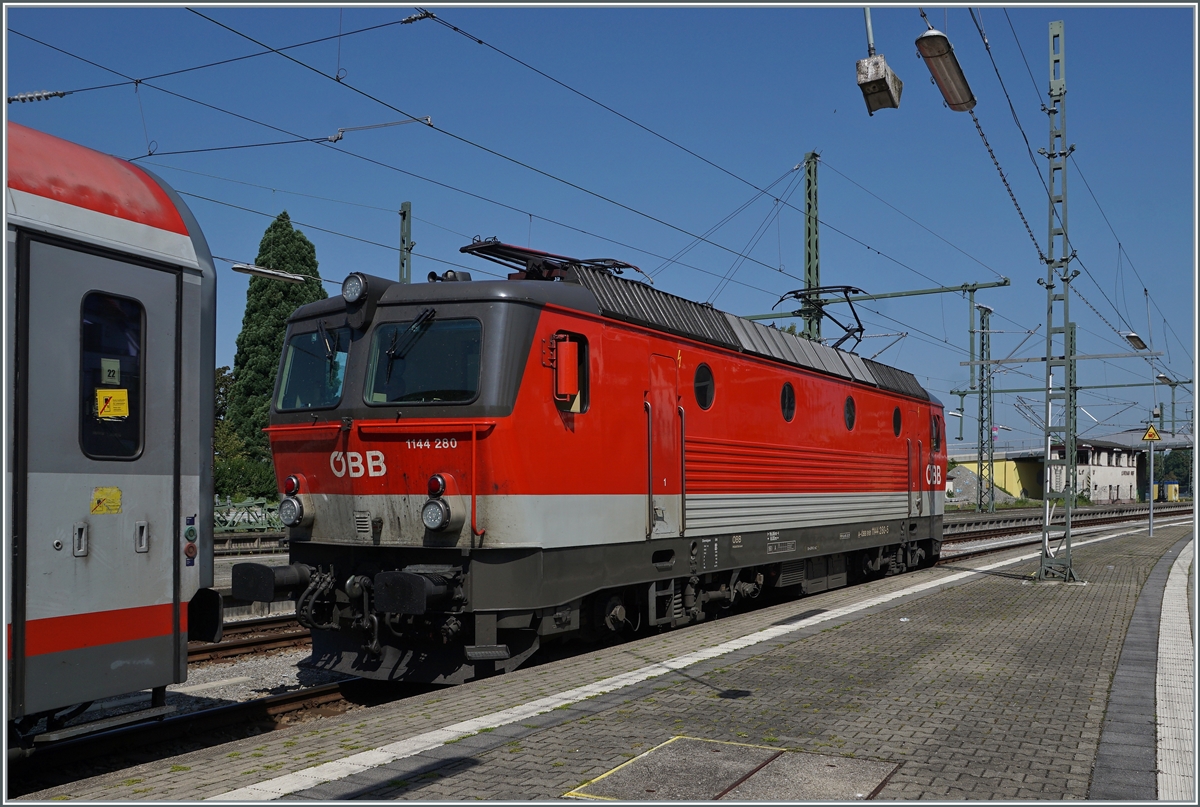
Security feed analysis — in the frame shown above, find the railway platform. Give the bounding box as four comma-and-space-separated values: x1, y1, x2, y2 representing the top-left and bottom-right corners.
16, 517, 1194, 801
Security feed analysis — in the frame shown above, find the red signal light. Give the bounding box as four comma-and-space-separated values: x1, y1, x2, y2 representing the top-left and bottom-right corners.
427, 474, 446, 498
284, 475, 300, 495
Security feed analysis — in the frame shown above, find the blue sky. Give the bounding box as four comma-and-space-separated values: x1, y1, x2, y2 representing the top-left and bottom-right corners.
6, 5, 1195, 451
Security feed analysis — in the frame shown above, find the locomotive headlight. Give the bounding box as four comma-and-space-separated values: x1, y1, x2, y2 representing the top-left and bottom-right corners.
421, 498, 451, 531
341, 272, 367, 304
278, 496, 304, 527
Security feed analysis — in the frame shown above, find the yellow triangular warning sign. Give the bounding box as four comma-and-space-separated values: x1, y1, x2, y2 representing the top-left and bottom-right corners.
1142, 424, 1162, 441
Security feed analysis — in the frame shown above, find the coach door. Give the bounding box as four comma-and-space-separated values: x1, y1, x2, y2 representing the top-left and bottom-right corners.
13, 236, 181, 717
646, 355, 681, 538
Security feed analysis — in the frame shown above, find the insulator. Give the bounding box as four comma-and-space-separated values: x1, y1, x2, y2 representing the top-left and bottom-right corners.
7, 90, 67, 104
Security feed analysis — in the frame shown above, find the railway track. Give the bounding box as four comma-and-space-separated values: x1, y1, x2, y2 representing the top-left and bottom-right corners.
200, 503, 1191, 661
13, 504, 1185, 789
188, 614, 308, 663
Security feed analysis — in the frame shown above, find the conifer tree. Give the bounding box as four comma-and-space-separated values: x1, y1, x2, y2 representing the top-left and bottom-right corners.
225, 212, 326, 477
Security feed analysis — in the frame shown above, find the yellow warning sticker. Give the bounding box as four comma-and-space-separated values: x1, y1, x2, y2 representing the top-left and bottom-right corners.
96, 388, 129, 419
1142, 424, 1162, 442
90, 486, 122, 514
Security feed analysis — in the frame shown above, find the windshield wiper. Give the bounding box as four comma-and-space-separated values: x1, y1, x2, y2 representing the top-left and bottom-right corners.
317, 320, 341, 385
385, 307, 435, 383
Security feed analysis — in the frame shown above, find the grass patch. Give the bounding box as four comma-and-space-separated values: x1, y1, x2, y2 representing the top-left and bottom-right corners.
121, 779, 142, 786
169, 765, 191, 772
389, 779, 410, 787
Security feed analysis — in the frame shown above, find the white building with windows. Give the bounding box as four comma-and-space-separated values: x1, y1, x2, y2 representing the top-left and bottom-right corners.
947, 429, 1192, 503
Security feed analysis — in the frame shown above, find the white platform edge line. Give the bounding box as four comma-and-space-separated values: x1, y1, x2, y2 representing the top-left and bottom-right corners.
207, 518, 1192, 801
1157, 540, 1195, 802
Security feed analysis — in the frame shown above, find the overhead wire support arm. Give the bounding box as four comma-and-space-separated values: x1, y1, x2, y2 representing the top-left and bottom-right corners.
744, 278, 1010, 318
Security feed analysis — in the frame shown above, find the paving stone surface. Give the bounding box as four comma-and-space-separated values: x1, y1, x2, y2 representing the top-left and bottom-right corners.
15, 521, 1190, 802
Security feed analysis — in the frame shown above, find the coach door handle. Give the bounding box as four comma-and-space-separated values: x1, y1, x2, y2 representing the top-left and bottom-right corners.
73, 522, 89, 557
135, 521, 149, 553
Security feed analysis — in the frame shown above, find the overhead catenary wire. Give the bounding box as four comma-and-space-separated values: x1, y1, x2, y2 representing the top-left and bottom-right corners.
983, 16, 1188, 372
184, 191, 506, 279
15, 20, 964, 306
8, 13, 428, 98
185, 7, 797, 280
188, 9, 971, 296
11, 28, 799, 302
419, 8, 992, 294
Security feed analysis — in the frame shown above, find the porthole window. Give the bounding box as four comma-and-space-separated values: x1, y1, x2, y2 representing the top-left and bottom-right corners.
844, 395, 856, 431
781, 382, 796, 422
893, 407, 902, 437
694, 363, 715, 410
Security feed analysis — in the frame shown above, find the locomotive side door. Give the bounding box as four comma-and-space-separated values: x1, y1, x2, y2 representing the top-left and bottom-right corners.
647, 354, 681, 537
13, 235, 181, 718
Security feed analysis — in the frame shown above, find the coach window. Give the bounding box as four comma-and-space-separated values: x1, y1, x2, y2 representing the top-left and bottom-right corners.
844, 395, 856, 431
276, 323, 352, 411
694, 363, 715, 410
781, 382, 796, 422
80, 292, 144, 459
893, 406, 902, 437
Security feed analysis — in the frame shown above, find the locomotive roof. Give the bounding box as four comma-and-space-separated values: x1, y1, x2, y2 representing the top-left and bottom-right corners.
289, 243, 929, 403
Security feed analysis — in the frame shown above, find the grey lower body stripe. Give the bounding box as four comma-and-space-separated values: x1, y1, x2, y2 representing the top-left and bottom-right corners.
1088, 533, 1193, 800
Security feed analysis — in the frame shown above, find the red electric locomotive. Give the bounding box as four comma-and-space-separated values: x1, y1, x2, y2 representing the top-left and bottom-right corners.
235, 240, 946, 683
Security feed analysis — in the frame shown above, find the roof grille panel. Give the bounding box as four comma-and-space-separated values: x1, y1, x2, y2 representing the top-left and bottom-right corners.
571, 265, 741, 348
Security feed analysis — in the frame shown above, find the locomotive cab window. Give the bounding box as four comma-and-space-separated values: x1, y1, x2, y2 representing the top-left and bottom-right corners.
931, 414, 943, 451
551, 332, 589, 414
80, 292, 144, 459
276, 324, 351, 411
694, 363, 715, 410
365, 318, 481, 405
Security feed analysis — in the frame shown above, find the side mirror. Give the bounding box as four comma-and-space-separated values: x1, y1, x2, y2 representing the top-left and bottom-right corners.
555, 339, 579, 401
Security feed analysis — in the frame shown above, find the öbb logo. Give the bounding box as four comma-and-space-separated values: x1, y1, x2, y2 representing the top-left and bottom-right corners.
329, 451, 387, 478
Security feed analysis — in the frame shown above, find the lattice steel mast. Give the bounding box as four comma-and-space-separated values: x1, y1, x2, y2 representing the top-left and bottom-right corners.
1038, 20, 1081, 582
976, 304, 995, 512
803, 152, 821, 341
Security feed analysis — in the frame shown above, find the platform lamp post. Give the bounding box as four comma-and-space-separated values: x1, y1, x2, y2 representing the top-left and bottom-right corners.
231, 263, 308, 284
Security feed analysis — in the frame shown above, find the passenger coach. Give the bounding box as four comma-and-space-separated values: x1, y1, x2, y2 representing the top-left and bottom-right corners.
7, 123, 221, 751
